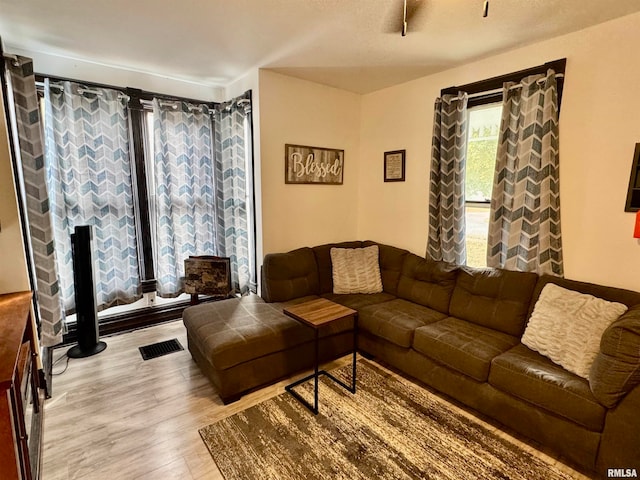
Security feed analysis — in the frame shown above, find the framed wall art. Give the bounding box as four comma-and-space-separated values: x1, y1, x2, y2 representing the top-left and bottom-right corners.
384, 150, 406, 182
285, 144, 344, 184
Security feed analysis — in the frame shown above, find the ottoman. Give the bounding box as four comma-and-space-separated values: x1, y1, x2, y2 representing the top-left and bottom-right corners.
183, 294, 354, 403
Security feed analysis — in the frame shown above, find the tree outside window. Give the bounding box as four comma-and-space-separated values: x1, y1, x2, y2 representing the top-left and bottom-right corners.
465, 104, 501, 267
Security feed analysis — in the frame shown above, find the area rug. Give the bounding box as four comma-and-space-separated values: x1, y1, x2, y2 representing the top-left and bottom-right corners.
199, 359, 577, 480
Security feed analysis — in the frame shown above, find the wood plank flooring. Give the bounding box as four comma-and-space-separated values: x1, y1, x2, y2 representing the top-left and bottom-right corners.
42, 319, 589, 480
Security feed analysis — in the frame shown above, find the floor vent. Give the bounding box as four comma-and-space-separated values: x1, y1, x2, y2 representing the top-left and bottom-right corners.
139, 338, 184, 360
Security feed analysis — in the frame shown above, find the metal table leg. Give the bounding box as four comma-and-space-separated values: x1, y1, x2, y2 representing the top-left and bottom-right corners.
285, 313, 358, 415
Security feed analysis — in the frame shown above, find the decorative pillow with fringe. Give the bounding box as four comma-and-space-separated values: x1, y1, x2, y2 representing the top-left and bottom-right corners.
522, 283, 628, 379
330, 245, 383, 294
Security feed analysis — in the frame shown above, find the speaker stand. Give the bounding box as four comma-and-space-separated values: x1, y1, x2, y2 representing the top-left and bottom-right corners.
67, 341, 107, 359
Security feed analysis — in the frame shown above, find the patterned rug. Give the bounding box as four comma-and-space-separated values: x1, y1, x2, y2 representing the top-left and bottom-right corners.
199, 359, 577, 480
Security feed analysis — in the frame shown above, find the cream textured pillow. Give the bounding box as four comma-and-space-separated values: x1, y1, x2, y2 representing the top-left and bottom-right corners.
330, 246, 383, 294
521, 283, 628, 379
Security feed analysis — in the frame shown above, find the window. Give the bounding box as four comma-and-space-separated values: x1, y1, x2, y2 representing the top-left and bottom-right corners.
437, 58, 566, 268
36, 76, 256, 335
464, 103, 501, 267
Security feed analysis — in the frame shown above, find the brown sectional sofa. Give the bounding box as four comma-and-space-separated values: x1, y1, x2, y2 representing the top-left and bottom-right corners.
183, 240, 640, 477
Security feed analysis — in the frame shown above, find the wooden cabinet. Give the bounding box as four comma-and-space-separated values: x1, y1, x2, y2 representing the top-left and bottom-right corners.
0, 292, 44, 480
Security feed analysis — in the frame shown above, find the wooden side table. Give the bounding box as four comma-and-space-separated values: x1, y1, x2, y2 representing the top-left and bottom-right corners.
283, 298, 358, 415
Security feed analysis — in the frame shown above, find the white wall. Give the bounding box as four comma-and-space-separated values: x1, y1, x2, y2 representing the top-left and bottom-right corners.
358, 12, 640, 291
258, 70, 361, 255
358, 78, 435, 256
225, 69, 258, 100
0, 86, 30, 294
9, 47, 224, 101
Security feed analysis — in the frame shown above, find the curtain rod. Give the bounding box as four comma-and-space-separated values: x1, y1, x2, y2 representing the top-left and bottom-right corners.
462, 73, 565, 100
221, 97, 250, 109
35, 80, 129, 100
2, 53, 19, 66
141, 98, 212, 113
35, 81, 62, 91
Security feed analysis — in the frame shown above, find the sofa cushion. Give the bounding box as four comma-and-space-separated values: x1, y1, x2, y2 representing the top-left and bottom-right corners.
522, 283, 628, 379
359, 299, 445, 348
396, 253, 458, 315
184, 295, 353, 372
321, 292, 395, 311
330, 245, 383, 294
261, 247, 319, 302
413, 318, 519, 382
362, 241, 409, 295
449, 266, 538, 336
183, 295, 317, 370
489, 344, 606, 432
313, 241, 363, 293
589, 305, 640, 408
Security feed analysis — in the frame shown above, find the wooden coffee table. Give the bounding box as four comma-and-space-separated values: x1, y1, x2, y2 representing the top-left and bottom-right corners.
283, 298, 358, 415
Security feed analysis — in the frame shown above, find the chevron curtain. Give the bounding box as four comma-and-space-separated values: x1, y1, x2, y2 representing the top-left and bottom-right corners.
427, 92, 468, 265
5, 56, 65, 346
44, 81, 142, 313
214, 97, 254, 294
487, 70, 563, 276
152, 100, 217, 296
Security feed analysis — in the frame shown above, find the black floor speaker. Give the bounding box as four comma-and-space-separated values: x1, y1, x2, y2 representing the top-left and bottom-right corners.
67, 225, 107, 358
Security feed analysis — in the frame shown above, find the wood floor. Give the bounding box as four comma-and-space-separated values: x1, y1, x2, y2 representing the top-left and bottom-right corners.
42, 319, 589, 480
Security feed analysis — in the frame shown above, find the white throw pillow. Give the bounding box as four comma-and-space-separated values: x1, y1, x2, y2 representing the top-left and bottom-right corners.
521, 283, 628, 379
330, 246, 383, 294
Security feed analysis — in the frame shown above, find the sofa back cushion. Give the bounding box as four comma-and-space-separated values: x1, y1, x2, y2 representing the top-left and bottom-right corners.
589, 305, 640, 408
261, 247, 319, 302
362, 241, 409, 296
397, 253, 458, 314
313, 241, 364, 293
529, 275, 640, 314
449, 266, 538, 336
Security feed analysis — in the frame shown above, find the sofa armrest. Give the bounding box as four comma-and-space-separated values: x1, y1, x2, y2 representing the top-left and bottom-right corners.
593, 305, 640, 475
261, 247, 320, 302
590, 305, 640, 408
596, 383, 640, 474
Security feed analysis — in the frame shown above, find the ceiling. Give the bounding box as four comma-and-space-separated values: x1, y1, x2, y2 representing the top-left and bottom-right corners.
1, 0, 640, 94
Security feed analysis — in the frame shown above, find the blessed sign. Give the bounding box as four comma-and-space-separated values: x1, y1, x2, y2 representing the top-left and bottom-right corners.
285, 144, 344, 184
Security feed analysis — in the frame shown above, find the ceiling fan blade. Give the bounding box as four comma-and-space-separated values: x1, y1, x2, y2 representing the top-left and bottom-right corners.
402, 0, 408, 36
405, 0, 424, 23
384, 0, 426, 35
